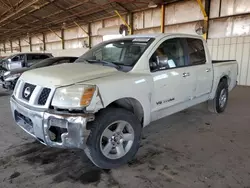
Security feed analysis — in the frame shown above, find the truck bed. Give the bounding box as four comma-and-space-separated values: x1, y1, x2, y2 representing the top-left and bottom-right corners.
210, 60, 238, 100
212, 60, 236, 64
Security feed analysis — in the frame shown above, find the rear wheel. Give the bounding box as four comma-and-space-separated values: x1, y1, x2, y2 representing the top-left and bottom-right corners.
215, 80, 229, 113
84, 108, 142, 169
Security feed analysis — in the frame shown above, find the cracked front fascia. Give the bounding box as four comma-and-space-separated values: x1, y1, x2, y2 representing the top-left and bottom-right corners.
43, 112, 94, 149
43, 88, 104, 149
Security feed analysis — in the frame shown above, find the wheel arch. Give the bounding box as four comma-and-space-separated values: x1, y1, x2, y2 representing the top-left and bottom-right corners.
105, 97, 147, 127
219, 75, 230, 86
209, 74, 230, 100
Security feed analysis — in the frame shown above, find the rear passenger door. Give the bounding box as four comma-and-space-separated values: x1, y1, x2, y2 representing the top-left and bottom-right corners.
185, 38, 213, 99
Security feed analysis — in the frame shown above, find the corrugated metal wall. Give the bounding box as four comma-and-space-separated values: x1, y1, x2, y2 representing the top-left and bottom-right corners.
208, 0, 250, 86
208, 36, 250, 86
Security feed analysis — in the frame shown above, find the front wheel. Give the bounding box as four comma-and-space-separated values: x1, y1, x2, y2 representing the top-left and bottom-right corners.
84, 108, 142, 169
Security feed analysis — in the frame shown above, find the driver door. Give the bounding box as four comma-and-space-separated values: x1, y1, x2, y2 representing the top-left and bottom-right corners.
150, 38, 196, 120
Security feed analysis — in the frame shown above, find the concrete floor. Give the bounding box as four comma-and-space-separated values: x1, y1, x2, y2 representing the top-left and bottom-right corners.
1, 86, 250, 188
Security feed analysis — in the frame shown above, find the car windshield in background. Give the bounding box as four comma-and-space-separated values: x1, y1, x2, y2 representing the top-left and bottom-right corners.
75, 38, 154, 71
30, 58, 54, 68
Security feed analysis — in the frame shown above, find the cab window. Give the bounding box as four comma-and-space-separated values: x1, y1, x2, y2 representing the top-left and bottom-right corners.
149, 38, 186, 72
12, 55, 24, 61
186, 38, 206, 66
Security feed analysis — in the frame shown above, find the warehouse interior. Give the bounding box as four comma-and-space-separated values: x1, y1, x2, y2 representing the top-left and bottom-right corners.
0, 0, 250, 85
0, 0, 250, 187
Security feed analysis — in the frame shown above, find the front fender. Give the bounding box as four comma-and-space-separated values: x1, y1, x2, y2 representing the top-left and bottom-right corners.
88, 77, 152, 126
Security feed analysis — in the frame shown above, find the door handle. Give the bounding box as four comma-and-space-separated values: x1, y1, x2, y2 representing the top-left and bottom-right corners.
183, 72, 190, 77
206, 68, 211, 72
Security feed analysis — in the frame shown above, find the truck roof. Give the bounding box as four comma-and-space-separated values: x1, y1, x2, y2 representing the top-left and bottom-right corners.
12, 52, 52, 55
124, 33, 204, 40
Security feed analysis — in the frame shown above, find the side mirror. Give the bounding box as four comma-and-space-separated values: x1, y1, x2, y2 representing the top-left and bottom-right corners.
156, 55, 168, 67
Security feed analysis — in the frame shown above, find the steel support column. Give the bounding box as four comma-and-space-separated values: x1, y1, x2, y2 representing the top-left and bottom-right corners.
29, 37, 32, 52
3, 42, 6, 53
18, 38, 21, 52
161, 4, 165, 33
204, 0, 211, 39
196, 0, 210, 40
10, 40, 13, 53
42, 33, 46, 51
61, 29, 65, 50
88, 23, 91, 49
115, 10, 132, 35
128, 12, 133, 35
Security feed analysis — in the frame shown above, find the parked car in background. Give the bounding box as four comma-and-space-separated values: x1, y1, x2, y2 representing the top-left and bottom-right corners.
1, 53, 53, 70
10, 34, 238, 169
0, 56, 7, 61
0, 65, 7, 77
1, 56, 78, 90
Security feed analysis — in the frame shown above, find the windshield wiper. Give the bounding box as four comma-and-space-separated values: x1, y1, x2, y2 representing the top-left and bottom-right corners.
86, 59, 121, 70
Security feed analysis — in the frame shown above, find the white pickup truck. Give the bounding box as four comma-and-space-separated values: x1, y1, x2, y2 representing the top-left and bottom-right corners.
10, 34, 238, 169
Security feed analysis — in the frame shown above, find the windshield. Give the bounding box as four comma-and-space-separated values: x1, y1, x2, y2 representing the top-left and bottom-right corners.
75, 38, 154, 72
30, 58, 54, 68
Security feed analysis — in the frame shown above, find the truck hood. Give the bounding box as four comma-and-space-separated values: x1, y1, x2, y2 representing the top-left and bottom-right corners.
20, 63, 118, 87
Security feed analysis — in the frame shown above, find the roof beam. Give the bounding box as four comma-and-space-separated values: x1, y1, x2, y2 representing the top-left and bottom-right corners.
0, 2, 112, 37
48, 0, 85, 22
0, 0, 41, 25
1, 0, 25, 17
0, 0, 90, 35
6, 0, 14, 9
112, 2, 129, 12
0, 0, 12, 9
0, 0, 56, 29
0, 0, 148, 41
3, 10, 131, 41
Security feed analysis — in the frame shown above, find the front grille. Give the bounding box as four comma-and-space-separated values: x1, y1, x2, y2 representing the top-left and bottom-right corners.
22, 83, 36, 101
38, 88, 51, 105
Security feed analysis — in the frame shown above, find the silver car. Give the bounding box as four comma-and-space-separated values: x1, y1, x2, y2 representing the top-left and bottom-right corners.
1, 53, 53, 70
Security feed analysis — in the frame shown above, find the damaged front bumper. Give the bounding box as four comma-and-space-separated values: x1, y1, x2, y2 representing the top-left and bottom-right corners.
10, 96, 94, 149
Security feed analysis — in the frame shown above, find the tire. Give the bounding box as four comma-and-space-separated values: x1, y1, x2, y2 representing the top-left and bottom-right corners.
84, 107, 142, 169
215, 80, 229, 113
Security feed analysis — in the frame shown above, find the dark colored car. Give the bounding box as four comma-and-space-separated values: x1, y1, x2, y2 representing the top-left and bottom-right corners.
1, 56, 78, 90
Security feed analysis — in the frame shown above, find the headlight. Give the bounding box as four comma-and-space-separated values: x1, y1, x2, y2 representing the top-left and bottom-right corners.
4, 73, 21, 81
2, 62, 6, 69
3, 71, 10, 77
51, 85, 96, 109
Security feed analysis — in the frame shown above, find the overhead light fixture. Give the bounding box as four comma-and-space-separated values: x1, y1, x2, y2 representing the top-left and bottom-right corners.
148, 1, 158, 8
